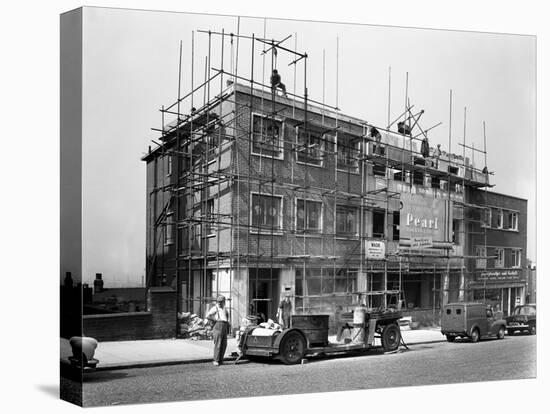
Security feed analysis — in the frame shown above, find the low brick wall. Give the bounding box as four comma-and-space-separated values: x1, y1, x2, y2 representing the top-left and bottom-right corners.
83, 287, 177, 341
83, 312, 154, 341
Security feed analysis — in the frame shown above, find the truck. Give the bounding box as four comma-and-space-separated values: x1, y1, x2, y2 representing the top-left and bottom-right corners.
237, 308, 403, 364
441, 302, 506, 343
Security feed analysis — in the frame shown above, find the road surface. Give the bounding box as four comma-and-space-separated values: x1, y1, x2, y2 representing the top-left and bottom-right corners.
64, 334, 536, 407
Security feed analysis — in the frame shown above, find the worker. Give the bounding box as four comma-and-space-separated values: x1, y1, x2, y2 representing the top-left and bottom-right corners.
206, 295, 230, 366
270, 69, 288, 97
370, 126, 382, 154
421, 136, 430, 158
433, 143, 442, 167
277, 292, 293, 329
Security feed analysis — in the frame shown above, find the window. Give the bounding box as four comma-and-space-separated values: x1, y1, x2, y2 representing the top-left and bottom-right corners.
373, 164, 386, 177
452, 219, 461, 244
296, 199, 322, 233
446, 309, 451, 315
482, 208, 492, 228
413, 171, 424, 185
454, 183, 463, 193
336, 205, 359, 236
392, 211, 400, 241
511, 249, 521, 268
206, 199, 215, 236
508, 212, 518, 231
372, 210, 385, 239
496, 209, 503, 229
165, 212, 174, 245
166, 155, 172, 176
456, 308, 462, 315
296, 127, 323, 166
251, 114, 283, 158
337, 134, 360, 172
205, 126, 225, 159
431, 176, 440, 189
495, 248, 505, 268
475, 246, 487, 269
251, 194, 282, 231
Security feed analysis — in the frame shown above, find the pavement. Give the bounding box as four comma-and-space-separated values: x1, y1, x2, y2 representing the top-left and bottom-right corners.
60, 326, 445, 371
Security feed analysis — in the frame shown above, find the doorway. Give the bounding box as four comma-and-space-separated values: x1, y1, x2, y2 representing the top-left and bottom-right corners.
249, 268, 280, 321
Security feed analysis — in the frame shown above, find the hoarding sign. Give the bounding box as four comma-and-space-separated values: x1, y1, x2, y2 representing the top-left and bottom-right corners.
366, 240, 385, 260
400, 192, 447, 242
410, 236, 433, 249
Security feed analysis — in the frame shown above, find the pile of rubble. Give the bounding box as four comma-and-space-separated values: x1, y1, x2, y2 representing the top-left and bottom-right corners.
178, 312, 213, 340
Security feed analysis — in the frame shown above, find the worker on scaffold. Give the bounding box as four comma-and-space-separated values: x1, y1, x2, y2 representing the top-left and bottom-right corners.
270, 69, 288, 97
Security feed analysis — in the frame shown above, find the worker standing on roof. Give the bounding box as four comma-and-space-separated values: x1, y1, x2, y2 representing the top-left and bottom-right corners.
270, 69, 288, 97
206, 295, 230, 366
434, 143, 442, 167
421, 136, 430, 158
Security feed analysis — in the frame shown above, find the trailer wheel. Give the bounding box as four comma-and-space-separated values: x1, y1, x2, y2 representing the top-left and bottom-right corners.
279, 331, 306, 365
381, 323, 401, 352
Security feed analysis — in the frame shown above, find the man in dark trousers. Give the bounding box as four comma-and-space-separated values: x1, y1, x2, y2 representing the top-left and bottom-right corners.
270, 69, 288, 97
206, 295, 230, 366
277, 292, 293, 329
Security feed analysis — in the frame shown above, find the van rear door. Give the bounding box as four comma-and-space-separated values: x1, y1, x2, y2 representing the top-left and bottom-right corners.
443, 305, 466, 333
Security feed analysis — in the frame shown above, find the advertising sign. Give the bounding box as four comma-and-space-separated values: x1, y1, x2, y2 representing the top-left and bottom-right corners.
410, 236, 433, 249
366, 240, 385, 260
477, 270, 521, 282
400, 192, 448, 242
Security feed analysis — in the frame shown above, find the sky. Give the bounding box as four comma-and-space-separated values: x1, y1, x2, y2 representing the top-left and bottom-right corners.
80, 7, 536, 287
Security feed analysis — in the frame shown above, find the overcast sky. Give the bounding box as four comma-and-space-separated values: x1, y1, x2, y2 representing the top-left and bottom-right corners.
81, 7, 536, 287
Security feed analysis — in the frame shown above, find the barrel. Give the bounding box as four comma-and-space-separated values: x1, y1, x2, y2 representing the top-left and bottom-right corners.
353, 307, 367, 324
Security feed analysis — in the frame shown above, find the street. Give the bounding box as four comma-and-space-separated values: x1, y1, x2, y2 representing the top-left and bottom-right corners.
73, 335, 535, 407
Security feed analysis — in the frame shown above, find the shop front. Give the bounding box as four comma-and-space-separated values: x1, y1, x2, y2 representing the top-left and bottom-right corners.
469, 269, 526, 317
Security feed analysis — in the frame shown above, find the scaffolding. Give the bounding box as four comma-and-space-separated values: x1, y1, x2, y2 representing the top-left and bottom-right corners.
142, 28, 494, 332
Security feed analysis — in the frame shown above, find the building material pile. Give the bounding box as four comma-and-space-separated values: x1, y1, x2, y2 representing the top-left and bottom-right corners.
178, 312, 213, 340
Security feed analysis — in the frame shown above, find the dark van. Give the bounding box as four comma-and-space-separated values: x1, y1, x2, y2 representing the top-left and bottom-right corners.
441, 302, 506, 343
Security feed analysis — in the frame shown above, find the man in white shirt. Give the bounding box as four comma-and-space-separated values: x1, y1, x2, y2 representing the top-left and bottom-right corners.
206, 295, 230, 366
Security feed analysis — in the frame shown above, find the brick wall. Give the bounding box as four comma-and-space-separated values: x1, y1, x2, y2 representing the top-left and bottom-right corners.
83, 288, 177, 341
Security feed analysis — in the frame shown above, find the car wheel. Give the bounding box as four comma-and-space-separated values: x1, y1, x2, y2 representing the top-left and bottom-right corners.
470, 328, 480, 343
507, 329, 515, 336
529, 324, 536, 335
497, 326, 505, 339
381, 323, 401, 352
279, 331, 306, 365
446, 334, 456, 342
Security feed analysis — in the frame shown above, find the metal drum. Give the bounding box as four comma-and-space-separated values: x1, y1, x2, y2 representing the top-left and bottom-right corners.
352, 307, 367, 344
291, 314, 329, 346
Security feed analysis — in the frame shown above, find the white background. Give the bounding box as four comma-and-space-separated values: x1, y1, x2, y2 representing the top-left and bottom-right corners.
1, 1, 546, 413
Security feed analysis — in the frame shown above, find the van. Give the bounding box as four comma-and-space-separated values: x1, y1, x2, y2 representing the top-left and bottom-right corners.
441, 302, 506, 343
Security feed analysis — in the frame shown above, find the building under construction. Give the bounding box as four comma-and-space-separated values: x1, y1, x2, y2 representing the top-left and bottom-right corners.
142, 30, 528, 332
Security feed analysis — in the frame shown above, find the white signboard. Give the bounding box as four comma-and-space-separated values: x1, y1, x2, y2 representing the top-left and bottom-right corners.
366, 240, 385, 260
410, 236, 433, 249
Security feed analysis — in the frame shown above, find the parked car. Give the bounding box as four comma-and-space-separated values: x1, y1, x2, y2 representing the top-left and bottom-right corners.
506, 304, 536, 335
441, 302, 506, 343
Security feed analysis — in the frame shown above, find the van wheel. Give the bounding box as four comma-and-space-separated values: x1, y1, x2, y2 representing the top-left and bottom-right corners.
446, 335, 455, 342
381, 323, 401, 352
497, 326, 505, 339
470, 328, 480, 343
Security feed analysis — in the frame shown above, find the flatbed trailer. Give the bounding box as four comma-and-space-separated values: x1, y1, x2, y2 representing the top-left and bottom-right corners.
237, 310, 403, 364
